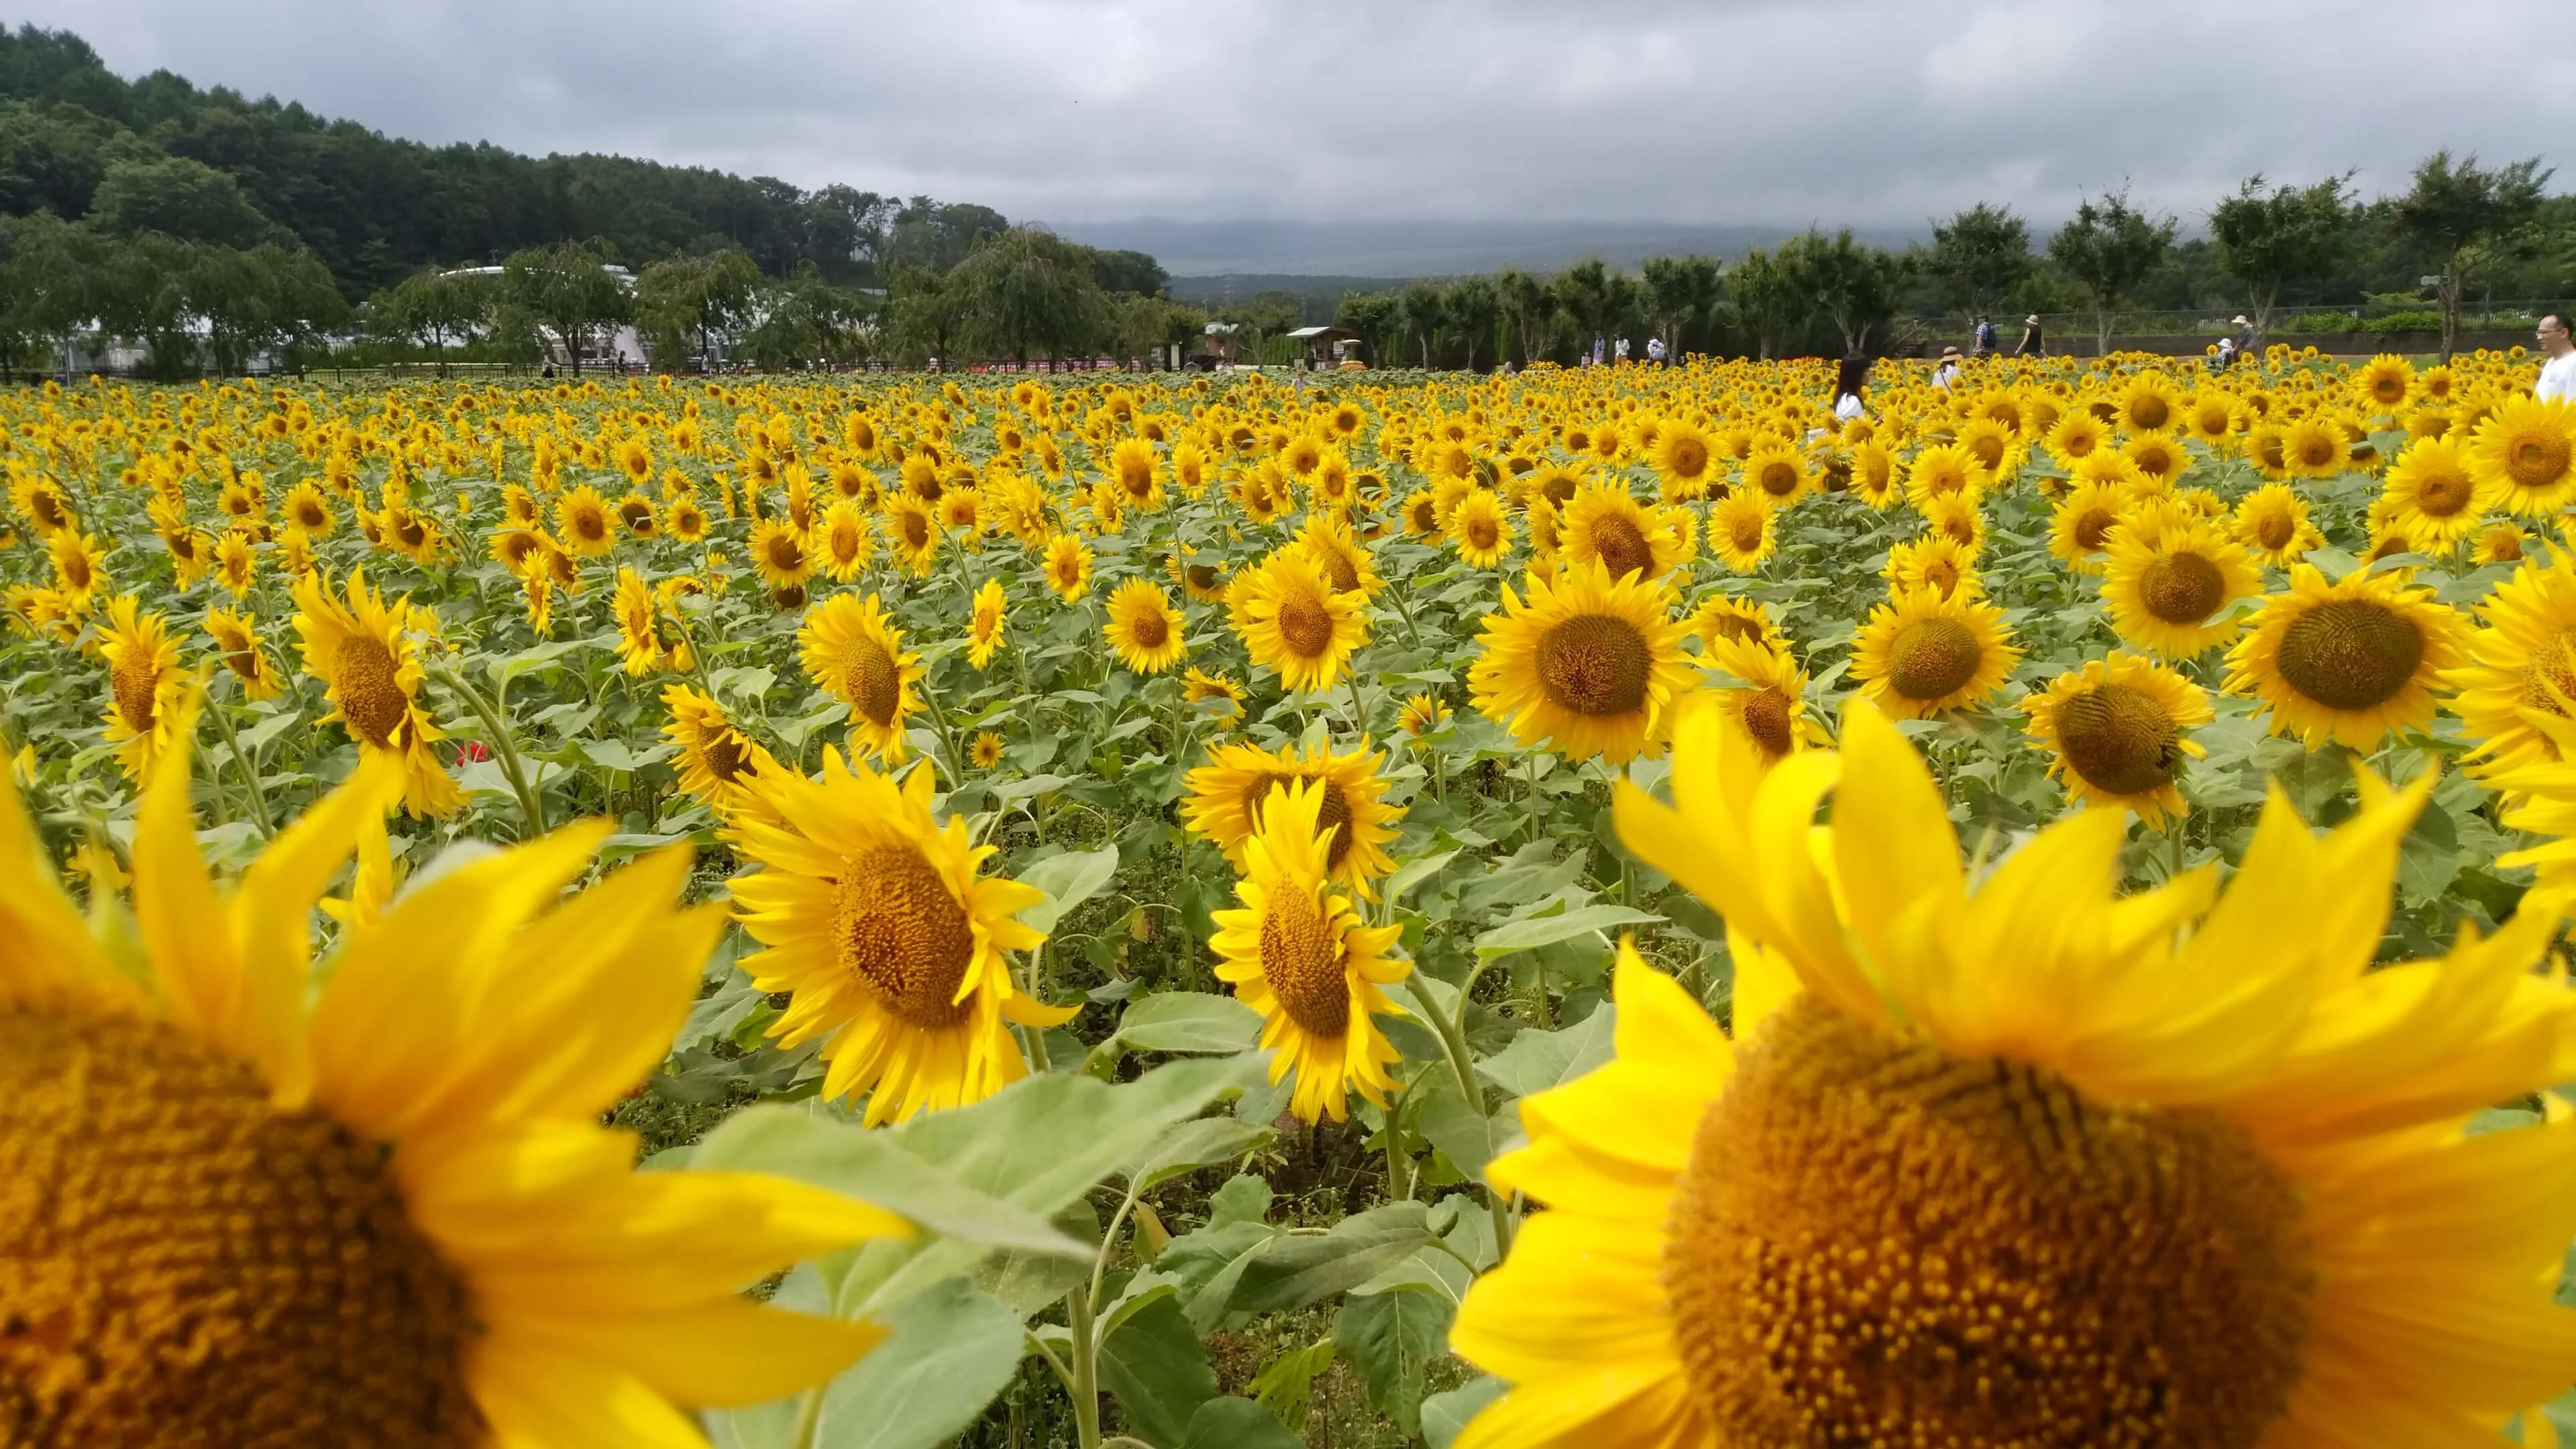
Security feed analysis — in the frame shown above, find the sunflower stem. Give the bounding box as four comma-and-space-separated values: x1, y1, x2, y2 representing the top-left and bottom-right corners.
1065, 1273, 1105, 1449
786, 1386, 826, 1449
205, 680, 276, 839
435, 665, 545, 840
1409, 963, 1515, 1254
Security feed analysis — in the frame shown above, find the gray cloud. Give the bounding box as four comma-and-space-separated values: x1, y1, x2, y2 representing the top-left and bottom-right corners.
23, 0, 2571, 264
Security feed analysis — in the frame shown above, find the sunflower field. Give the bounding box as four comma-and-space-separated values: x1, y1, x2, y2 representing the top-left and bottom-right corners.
9, 347, 2576, 1448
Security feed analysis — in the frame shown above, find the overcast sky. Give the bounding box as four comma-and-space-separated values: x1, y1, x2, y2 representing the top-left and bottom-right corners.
25, 0, 2571, 244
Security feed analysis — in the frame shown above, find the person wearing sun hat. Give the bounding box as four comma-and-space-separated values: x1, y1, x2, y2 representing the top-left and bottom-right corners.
2015, 313, 2043, 356
1932, 345, 1963, 390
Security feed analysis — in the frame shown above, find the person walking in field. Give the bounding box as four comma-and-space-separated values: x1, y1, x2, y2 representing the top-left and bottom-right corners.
1972, 315, 1997, 357
2014, 313, 2043, 357
2537, 312, 2575, 401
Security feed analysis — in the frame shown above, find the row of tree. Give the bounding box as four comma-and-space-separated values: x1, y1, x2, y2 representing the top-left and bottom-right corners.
1330, 153, 2569, 366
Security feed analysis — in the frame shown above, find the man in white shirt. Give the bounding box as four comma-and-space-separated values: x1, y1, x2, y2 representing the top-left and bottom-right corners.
2538, 313, 2575, 402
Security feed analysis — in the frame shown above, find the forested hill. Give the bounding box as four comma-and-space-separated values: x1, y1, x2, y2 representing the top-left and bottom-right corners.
0, 24, 1089, 299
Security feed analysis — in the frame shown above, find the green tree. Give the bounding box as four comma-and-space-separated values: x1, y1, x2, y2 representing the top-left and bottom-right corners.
883, 263, 959, 368
1925, 204, 2033, 327
1725, 248, 1803, 360
948, 226, 1108, 365
1775, 229, 1907, 355
191, 242, 344, 375
2208, 173, 2359, 346
2047, 186, 2178, 354
1494, 266, 1552, 366
1445, 274, 1501, 371
0, 209, 107, 376
2389, 150, 2553, 361
1395, 280, 1447, 368
632, 248, 761, 370
499, 240, 630, 374
89, 154, 280, 248
1333, 291, 1400, 368
1640, 254, 1722, 361
367, 264, 495, 376
1549, 258, 1615, 358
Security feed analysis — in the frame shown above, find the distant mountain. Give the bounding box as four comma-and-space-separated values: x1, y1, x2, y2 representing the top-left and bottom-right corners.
1051, 218, 1931, 280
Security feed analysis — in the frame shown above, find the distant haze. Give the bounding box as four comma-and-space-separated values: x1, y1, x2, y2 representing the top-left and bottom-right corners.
1053, 221, 1927, 282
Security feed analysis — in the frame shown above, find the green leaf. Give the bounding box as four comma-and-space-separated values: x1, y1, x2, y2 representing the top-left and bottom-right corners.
1334, 1287, 1456, 1436
1477, 1000, 1617, 1099
1114, 991, 1264, 1055
1208, 1173, 1273, 1227
1474, 903, 1662, 959
1412, 1069, 1499, 1181
1018, 844, 1120, 934
1181, 1397, 1303, 1449
690, 1106, 1088, 1258
1097, 1292, 1220, 1449
1231, 1201, 1442, 1312
806, 1279, 1026, 1449
1421, 1377, 1507, 1449
1159, 1218, 1281, 1334
492, 636, 592, 683
1131, 1115, 1273, 1193
1385, 847, 1464, 905
1248, 1338, 1336, 1430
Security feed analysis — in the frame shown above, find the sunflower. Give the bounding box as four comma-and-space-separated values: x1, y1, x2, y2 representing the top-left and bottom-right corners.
1208, 780, 1409, 1124
2045, 407, 2108, 463
2021, 651, 2212, 826
2353, 352, 2416, 413
203, 605, 284, 700
1292, 511, 1383, 598
747, 517, 816, 593
727, 747, 1072, 1126
1104, 578, 1187, 676
48, 528, 104, 604
1183, 665, 1246, 723
1848, 439, 1900, 508
1688, 593, 1786, 656
1470, 559, 1696, 763
1450, 488, 1512, 568
10, 472, 73, 535
2475, 521, 2529, 566
1397, 693, 1451, 739
281, 480, 334, 535
1902, 441, 1982, 510
1707, 491, 1774, 573
1043, 532, 1095, 601
2225, 562, 2469, 750
2099, 515, 2263, 660
1237, 552, 1366, 694
614, 433, 653, 485
290, 568, 462, 819
1918, 491, 1985, 555
2279, 415, 2349, 479
555, 483, 616, 557
2038, 482, 2123, 576
883, 494, 941, 575
1953, 417, 2017, 478
817, 499, 876, 582
1182, 737, 1403, 893
612, 566, 690, 676
2118, 430, 2191, 484
97, 595, 186, 782
1648, 416, 1720, 500
958, 576, 1007, 669
2117, 368, 2184, 432
1849, 586, 2019, 718
1561, 478, 1690, 585
0, 728, 904, 1446
665, 494, 710, 543
2366, 449, 2468, 561
2438, 547, 2576, 776
959, 729, 1002, 771
798, 591, 923, 763
1741, 443, 1811, 508
1454, 700, 2576, 1449
1400, 486, 1446, 539
1700, 631, 1823, 767
2184, 390, 2241, 445
1884, 534, 1982, 601
2232, 482, 2321, 566
2467, 395, 2576, 517
661, 681, 781, 820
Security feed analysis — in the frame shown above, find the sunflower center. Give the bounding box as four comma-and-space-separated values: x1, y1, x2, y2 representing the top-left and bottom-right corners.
1256, 888, 1350, 1039
1277, 590, 1336, 658
1739, 687, 1795, 758
2139, 553, 2226, 625
1703, 611, 1763, 647
2055, 684, 2181, 796
1466, 516, 1500, 551
2253, 509, 2295, 551
0, 1003, 480, 1447
1884, 618, 1982, 702
1661, 998, 2312, 1449
1756, 462, 1799, 498
1535, 614, 1654, 718
2129, 395, 2171, 431
2412, 470, 2474, 517
2273, 599, 2424, 712
766, 533, 804, 572
2517, 628, 2576, 716
1241, 777, 1356, 871
704, 733, 751, 783
335, 635, 410, 748
1315, 549, 1361, 593
830, 845, 977, 1029
2506, 432, 2573, 490
1127, 606, 1171, 651
109, 645, 160, 734
1728, 511, 1764, 553
1670, 439, 1710, 478
1588, 515, 1652, 581
840, 635, 902, 727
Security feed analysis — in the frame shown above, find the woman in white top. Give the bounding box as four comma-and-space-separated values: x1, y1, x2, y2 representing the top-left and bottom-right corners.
1831, 354, 1871, 423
